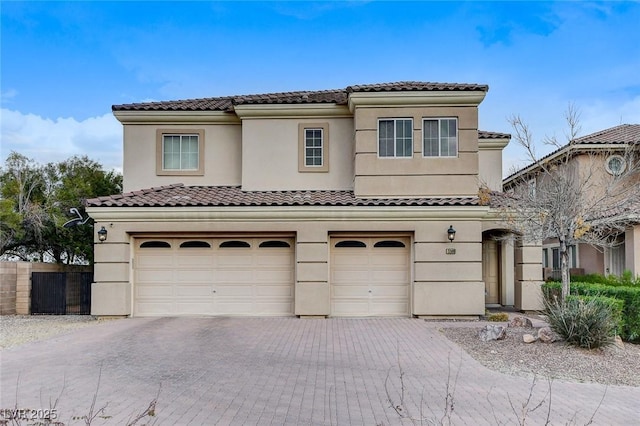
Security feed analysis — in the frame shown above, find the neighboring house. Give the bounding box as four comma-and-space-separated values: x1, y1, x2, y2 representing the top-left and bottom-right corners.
503, 124, 640, 280
86, 81, 543, 318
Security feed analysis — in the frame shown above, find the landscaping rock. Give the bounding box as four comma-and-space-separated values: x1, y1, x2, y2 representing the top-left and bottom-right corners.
509, 316, 533, 328
538, 327, 556, 343
523, 334, 537, 343
479, 325, 507, 342
614, 335, 625, 349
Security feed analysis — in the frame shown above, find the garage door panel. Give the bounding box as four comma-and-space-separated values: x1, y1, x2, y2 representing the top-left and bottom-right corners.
137, 269, 175, 283
332, 300, 370, 316
255, 285, 293, 297
176, 270, 212, 282
216, 270, 253, 282
332, 270, 370, 282
136, 284, 173, 298
175, 302, 213, 315
370, 270, 409, 282
256, 270, 294, 282
136, 302, 174, 316
331, 236, 410, 317
257, 302, 294, 315
256, 253, 292, 266
332, 284, 369, 298
137, 255, 174, 268
370, 301, 409, 316
217, 254, 253, 266
176, 285, 211, 297
333, 253, 369, 266
134, 237, 294, 317
176, 255, 213, 267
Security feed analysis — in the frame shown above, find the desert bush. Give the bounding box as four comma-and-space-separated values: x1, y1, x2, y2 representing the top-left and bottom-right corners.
487, 312, 509, 322
543, 295, 616, 349
542, 281, 640, 342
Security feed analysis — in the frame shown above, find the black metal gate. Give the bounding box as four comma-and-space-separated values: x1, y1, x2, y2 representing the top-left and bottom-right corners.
31, 272, 93, 315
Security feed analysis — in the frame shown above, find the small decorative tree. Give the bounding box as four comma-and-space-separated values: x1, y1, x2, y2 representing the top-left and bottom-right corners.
499, 107, 640, 300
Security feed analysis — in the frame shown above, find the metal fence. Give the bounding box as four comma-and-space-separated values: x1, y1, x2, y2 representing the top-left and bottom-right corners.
31, 272, 93, 315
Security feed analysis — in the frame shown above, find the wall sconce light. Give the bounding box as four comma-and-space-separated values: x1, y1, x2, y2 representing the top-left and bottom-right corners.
447, 225, 456, 242
97, 226, 108, 242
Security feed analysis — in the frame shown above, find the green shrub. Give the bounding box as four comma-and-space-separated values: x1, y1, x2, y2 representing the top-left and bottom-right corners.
565, 272, 640, 287
487, 312, 509, 322
566, 295, 624, 337
543, 296, 616, 349
542, 281, 640, 342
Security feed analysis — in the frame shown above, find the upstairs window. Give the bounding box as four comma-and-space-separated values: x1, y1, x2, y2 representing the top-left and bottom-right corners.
378, 119, 413, 158
163, 134, 199, 170
305, 128, 324, 167
298, 123, 329, 172
423, 118, 458, 157
156, 129, 204, 176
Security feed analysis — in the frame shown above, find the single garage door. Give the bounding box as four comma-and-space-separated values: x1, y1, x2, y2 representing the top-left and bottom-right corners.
330, 236, 410, 317
134, 237, 294, 316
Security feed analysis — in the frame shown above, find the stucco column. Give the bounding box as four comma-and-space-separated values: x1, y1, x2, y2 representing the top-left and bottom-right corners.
500, 235, 515, 306
625, 225, 640, 277
295, 226, 330, 317
92, 223, 132, 316
514, 240, 544, 311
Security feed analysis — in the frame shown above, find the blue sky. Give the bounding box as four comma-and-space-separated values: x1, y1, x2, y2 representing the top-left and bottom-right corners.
2, 1, 639, 176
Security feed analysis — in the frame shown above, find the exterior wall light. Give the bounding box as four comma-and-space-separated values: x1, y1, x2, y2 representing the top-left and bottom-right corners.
447, 225, 456, 242
97, 226, 108, 242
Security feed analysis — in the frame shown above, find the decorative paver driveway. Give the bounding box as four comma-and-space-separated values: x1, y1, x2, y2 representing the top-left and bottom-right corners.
1, 318, 638, 425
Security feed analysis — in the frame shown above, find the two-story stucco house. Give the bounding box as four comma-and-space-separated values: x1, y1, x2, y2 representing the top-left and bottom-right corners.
86, 81, 543, 318
503, 124, 640, 280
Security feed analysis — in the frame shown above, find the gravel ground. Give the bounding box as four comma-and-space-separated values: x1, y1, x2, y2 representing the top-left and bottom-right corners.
441, 324, 640, 387
2, 315, 639, 387
0, 315, 106, 349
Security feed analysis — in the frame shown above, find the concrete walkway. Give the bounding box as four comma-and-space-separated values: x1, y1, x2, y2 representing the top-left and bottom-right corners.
1, 318, 638, 425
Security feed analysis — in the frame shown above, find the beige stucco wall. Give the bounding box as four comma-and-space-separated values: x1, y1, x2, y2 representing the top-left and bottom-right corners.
625, 225, 640, 276
478, 148, 504, 191
122, 123, 242, 192
578, 243, 605, 275
89, 208, 497, 318
352, 106, 480, 197
240, 117, 354, 191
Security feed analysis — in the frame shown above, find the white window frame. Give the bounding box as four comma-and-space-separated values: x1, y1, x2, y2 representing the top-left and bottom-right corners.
422, 118, 458, 158
304, 128, 324, 167
378, 118, 413, 158
156, 129, 204, 176
162, 134, 200, 171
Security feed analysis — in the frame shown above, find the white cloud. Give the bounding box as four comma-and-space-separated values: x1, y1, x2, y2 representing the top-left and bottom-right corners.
0, 109, 122, 172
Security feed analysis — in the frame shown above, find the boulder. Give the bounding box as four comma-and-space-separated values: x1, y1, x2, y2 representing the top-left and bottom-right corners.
523, 334, 537, 343
509, 316, 533, 328
537, 327, 556, 343
478, 325, 507, 342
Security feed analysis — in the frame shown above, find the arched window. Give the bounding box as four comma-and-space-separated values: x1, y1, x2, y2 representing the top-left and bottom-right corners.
335, 240, 366, 248
219, 240, 251, 248
374, 240, 406, 248
180, 241, 211, 248
140, 241, 171, 248
259, 241, 291, 248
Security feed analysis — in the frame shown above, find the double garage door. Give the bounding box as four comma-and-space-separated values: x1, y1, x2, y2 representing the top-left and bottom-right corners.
134, 237, 294, 316
134, 235, 410, 317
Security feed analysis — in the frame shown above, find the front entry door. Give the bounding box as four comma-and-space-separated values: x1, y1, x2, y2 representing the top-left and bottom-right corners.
482, 239, 500, 305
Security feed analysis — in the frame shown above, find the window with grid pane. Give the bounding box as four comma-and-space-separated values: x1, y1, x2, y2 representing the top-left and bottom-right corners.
423, 118, 458, 157
304, 128, 323, 167
378, 119, 413, 157
163, 134, 199, 170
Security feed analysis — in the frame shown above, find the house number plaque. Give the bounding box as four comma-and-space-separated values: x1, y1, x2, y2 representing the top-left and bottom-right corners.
446, 248, 456, 255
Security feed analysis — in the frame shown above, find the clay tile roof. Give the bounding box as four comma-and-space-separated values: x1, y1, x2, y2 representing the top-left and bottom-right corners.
346, 81, 489, 93
478, 130, 511, 139
572, 124, 640, 145
112, 81, 488, 112
85, 184, 479, 208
